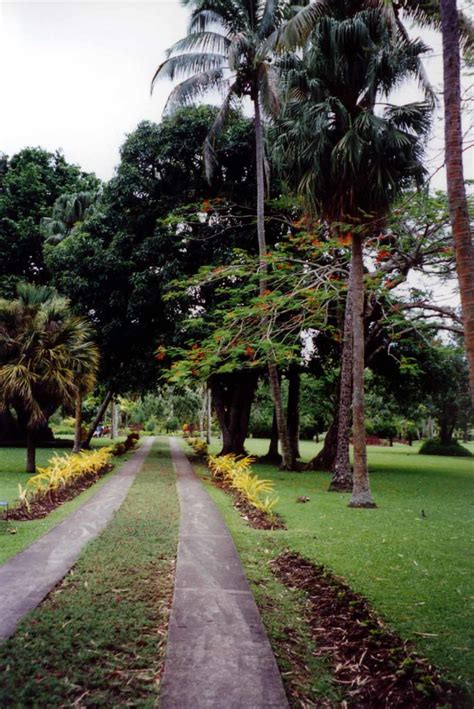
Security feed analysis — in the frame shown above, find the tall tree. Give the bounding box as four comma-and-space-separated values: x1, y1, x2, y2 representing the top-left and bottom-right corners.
151, 0, 298, 469
273, 5, 432, 505
439, 0, 474, 405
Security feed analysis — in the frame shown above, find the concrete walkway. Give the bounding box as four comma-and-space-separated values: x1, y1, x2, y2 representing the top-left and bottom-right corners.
0, 436, 154, 641
160, 438, 289, 709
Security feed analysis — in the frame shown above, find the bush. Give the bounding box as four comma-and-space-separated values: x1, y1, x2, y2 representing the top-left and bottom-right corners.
187, 438, 208, 458
207, 453, 279, 518
112, 432, 140, 457
15, 447, 113, 514
144, 416, 157, 432
419, 438, 472, 457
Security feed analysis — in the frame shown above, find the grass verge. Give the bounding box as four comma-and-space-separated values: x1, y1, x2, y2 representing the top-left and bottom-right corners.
202, 437, 474, 699
0, 438, 179, 707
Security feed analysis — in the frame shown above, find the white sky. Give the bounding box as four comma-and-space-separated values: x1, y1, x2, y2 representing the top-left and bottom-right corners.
0, 0, 472, 190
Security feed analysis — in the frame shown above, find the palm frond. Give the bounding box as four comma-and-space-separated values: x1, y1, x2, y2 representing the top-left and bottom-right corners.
166, 31, 230, 57
204, 83, 240, 182
151, 53, 226, 94
266, 0, 329, 51
163, 69, 226, 114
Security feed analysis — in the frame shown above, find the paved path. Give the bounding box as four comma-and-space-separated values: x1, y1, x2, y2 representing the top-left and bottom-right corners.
161, 438, 289, 709
0, 436, 154, 641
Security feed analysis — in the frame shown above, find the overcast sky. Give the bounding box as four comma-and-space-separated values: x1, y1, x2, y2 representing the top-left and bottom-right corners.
0, 1, 472, 190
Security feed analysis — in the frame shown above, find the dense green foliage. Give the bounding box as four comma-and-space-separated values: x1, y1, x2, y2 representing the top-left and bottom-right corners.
419, 438, 472, 457
0, 148, 99, 298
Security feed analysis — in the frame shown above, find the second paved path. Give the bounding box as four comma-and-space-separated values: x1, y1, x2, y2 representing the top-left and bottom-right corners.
160, 437, 289, 709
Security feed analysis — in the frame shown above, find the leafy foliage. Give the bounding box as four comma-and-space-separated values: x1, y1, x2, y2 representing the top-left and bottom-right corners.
15, 447, 112, 516
207, 452, 279, 516
419, 438, 472, 457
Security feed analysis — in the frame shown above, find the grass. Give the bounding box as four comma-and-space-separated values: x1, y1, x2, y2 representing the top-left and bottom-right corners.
0, 438, 126, 565
0, 438, 179, 707
202, 436, 474, 697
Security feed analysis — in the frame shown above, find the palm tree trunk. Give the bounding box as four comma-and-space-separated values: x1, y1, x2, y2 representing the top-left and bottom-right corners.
254, 94, 296, 470
287, 364, 301, 460
330, 276, 353, 491
440, 0, 474, 406
26, 429, 36, 474
83, 390, 113, 449
206, 385, 212, 444
349, 234, 375, 508
73, 391, 82, 453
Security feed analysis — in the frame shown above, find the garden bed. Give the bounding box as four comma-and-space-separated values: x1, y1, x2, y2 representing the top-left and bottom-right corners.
6, 467, 112, 521
271, 551, 467, 707
213, 478, 285, 530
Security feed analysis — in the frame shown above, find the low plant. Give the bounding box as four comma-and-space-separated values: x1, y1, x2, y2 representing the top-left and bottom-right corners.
207, 453, 279, 518
419, 438, 472, 457
112, 432, 140, 456
187, 437, 208, 458
14, 447, 112, 515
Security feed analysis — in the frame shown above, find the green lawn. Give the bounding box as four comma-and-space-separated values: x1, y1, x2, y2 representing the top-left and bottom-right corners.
0, 438, 179, 706
0, 438, 126, 565
203, 436, 474, 695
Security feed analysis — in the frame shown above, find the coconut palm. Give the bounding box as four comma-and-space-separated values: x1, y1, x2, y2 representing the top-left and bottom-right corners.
151, 0, 298, 468
0, 284, 99, 472
439, 0, 474, 405
272, 5, 432, 505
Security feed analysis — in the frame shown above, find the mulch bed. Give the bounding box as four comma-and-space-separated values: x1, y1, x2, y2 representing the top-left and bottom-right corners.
271, 551, 467, 708
4, 466, 113, 521
212, 478, 286, 530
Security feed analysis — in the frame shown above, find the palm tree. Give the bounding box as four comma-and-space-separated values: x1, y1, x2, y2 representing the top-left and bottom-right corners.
439, 0, 474, 406
42, 190, 100, 244
0, 284, 99, 472
272, 5, 432, 505
151, 0, 297, 468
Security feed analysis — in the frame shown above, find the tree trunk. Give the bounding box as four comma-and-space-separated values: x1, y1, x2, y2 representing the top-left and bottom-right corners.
330, 277, 354, 491
349, 234, 376, 508
73, 391, 82, 454
441, 0, 474, 406
83, 390, 113, 449
306, 412, 338, 471
287, 364, 301, 460
261, 408, 282, 463
206, 386, 212, 444
254, 94, 296, 471
26, 430, 36, 474
210, 372, 258, 455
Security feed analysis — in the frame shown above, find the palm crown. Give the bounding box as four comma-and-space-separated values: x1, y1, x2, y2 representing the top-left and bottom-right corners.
151, 0, 286, 177
0, 283, 99, 430
272, 5, 432, 222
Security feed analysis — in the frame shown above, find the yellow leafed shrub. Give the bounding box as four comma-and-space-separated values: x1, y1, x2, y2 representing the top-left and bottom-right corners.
16, 447, 112, 514
187, 437, 208, 458
207, 453, 279, 518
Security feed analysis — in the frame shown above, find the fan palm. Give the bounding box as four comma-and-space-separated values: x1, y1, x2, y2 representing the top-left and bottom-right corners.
272, 5, 432, 505
42, 190, 100, 244
151, 0, 297, 468
0, 284, 99, 472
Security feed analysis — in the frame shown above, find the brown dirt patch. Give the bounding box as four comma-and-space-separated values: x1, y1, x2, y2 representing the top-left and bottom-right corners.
271, 551, 467, 708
